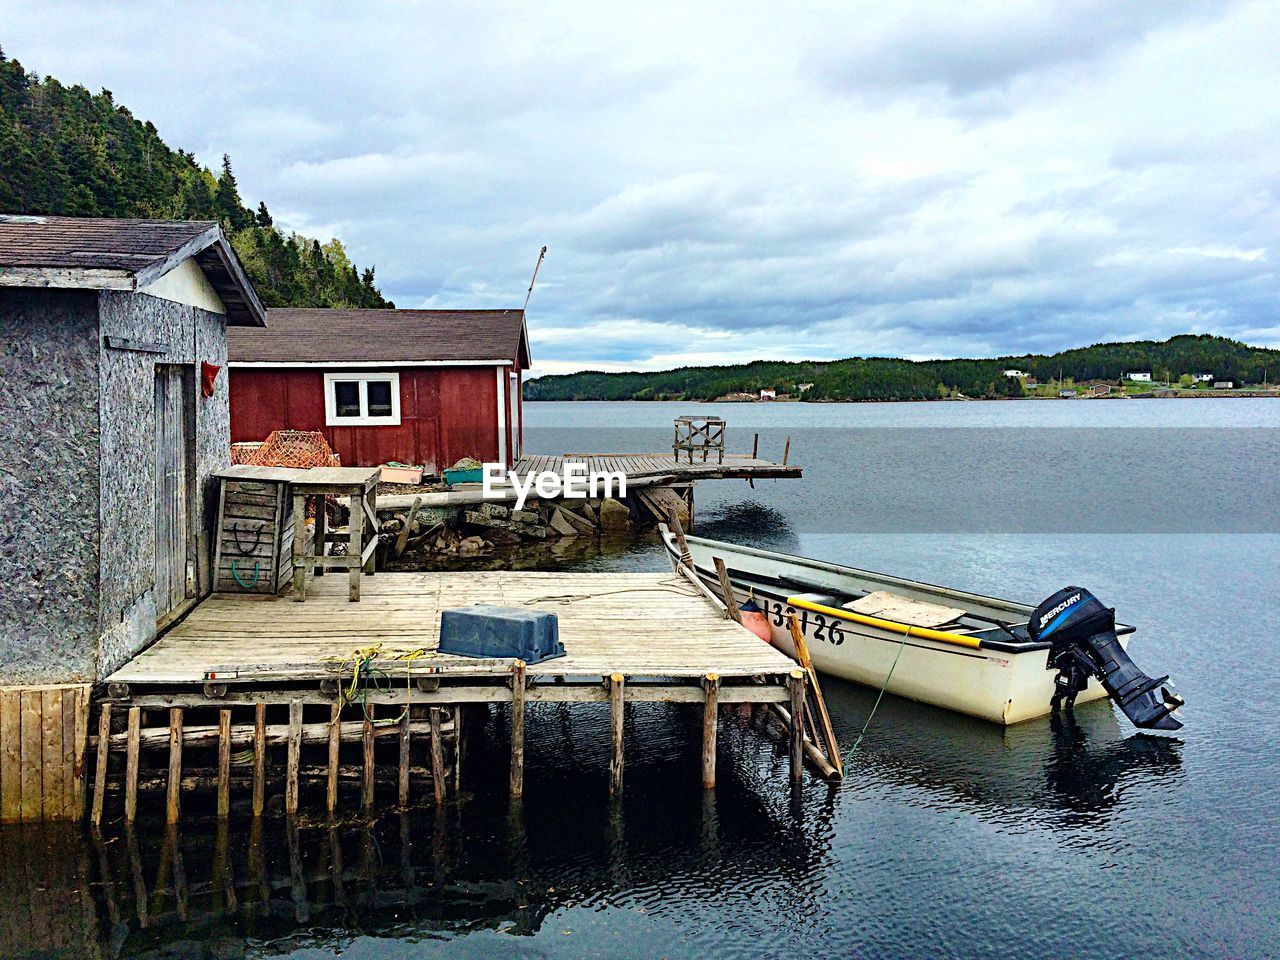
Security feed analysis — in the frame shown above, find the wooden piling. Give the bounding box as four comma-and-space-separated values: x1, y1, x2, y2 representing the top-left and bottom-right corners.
752, 432, 759, 458
399, 711, 411, 807
327, 703, 341, 815
609, 673, 625, 796
510, 660, 526, 798
788, 613, 843, 779
430, 707, 446, 807
217, 709, 231, 818
291, 493, 307, 602
362, 711, 375, 810
702, 674, 719, 789
787, 670, 805, 784
782, 435, 791, 466
286, 700, 302, 817
91, 703, 110, 826
252, 703, 266, 818
712, 558, 740, 622
124, 707, 140, 823
165, 708, 182, 824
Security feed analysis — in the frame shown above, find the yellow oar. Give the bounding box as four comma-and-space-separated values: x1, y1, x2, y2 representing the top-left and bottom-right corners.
786, 596, 983, 649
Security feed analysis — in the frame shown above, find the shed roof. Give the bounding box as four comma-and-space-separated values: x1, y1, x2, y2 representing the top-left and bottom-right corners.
0, 214, 265, 325
228, 308, 531, 367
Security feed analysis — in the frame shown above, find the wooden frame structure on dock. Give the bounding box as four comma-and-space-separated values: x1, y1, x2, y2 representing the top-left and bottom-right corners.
90, 572, 813, 823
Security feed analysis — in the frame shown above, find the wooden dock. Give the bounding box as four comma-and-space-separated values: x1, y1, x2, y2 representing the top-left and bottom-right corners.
92, 572, 809, 824
513, 452, 801, 483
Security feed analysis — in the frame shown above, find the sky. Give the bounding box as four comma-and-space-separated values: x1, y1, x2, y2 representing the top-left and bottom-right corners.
2, 0, 1278, 377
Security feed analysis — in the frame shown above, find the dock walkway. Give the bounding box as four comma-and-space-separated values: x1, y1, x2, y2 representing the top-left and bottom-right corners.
513, 452, 800, 483
106, 572, 797, 688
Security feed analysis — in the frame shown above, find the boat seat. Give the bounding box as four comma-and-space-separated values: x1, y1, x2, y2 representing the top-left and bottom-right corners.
843, 591, 966, 629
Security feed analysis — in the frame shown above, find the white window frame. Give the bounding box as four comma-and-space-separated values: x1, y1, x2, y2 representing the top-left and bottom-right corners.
323, 372, 401, 426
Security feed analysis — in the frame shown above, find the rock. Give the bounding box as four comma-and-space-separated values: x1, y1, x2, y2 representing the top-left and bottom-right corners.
524, 525, 551, 540
598, 498, 632, 532
464, 511, 492, 527
549, 508, 580, 537
510, 509, 540, 524
458, 536, 487, 556
480, 502, 509, 519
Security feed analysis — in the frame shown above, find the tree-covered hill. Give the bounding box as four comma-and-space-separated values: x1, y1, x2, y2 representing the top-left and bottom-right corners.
0, 47, 391, 309
525, 335, 1280, 401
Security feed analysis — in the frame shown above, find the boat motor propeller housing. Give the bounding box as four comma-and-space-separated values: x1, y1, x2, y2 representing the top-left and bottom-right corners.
1029, 586, 1184, 731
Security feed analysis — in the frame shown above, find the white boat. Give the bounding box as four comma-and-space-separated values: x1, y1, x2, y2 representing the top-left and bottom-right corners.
661, 530, 1152, 726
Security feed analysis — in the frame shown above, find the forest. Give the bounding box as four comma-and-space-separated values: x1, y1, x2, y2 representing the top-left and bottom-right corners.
525, 334, 1280, 401
0, 48, 391, 309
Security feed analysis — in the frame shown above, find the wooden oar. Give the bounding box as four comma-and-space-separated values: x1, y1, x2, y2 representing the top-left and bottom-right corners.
788, 613, 844, 779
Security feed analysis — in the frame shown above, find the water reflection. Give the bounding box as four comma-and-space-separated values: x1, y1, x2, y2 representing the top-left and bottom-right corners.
825, 678, 1184, 825
0, 702, 839, 958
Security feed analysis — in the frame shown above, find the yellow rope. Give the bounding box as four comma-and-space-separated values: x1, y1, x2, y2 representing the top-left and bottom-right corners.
322, 642, 432, 725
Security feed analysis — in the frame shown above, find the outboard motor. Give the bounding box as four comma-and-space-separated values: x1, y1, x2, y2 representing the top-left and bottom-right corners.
1029, 586, 1184, 731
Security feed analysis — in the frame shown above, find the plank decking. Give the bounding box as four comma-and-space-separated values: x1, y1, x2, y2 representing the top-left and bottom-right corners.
512, 453, 800, 483
106, 572, 799, 687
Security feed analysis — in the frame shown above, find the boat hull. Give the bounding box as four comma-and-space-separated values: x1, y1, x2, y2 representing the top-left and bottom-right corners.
664, 533, 1119, 725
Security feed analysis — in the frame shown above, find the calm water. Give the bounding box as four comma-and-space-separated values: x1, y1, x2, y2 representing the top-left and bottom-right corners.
4, 400, 1278, 959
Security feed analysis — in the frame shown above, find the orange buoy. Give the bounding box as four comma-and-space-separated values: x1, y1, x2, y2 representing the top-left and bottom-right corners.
738, 597, 773, 644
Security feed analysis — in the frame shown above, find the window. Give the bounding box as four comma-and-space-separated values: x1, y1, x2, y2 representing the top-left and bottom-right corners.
323, 372, 401, 426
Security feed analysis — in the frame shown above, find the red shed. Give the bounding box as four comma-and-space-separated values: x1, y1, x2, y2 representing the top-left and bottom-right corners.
227, 308, 531, 471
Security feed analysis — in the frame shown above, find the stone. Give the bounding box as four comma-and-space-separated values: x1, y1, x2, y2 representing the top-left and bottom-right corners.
510, 510, 539, 524
479, 502, 509, 519
464, 511, 492, 527
598, 498, 632, 532
549, 508, 579, 537
458, 536, 487, 556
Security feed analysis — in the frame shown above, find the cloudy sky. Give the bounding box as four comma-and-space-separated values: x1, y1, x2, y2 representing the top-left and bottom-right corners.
3, 1, 1278, 375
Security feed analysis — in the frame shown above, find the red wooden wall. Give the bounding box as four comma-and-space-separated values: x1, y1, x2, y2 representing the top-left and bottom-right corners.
229, 366, 520, 472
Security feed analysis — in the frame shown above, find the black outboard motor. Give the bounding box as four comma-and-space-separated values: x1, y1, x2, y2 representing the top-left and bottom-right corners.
1029, 586, 1184, 731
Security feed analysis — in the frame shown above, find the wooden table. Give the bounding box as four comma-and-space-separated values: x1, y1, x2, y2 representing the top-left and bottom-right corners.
286, 467, 381, 602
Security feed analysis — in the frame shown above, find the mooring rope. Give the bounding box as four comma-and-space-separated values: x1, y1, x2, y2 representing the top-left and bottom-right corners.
520, 576, 697, 606
845, 638, 907, 762
323, 642, 430, 726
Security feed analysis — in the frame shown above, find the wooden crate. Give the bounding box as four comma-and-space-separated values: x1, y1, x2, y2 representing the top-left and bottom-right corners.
213, 477, 296, 595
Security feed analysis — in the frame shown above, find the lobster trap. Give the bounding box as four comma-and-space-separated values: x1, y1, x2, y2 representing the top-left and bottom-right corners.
212, 468, 300, 595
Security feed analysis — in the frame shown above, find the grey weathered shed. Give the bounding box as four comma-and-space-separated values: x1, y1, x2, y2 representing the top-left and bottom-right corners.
0, 215, 265, 685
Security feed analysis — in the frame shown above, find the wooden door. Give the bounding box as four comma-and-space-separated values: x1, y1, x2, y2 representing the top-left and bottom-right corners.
154, 365, 194, 623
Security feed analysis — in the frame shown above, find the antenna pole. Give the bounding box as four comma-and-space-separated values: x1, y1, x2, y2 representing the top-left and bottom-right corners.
523, 245, 547, 311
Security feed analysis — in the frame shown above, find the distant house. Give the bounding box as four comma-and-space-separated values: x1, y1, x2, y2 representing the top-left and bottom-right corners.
1214, 381, 1234, 390
1003, 369, 1027, 378
1059, 389, 1077, 398
228, 308, 531, 471
759, 388, 777, 400
0, 214, 265, 690
1089, 383, 1112, 397
796, 382, 814, 393
1193, 372, 1214, 383
1126, 372, 1152, 382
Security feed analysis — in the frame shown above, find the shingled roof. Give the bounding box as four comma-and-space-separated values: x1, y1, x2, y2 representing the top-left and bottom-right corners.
0, 214, 265, 325
228, 308, 531, 367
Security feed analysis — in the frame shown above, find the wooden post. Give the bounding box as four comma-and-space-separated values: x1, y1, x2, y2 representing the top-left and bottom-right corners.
124, 707, 140, 823
313, 498, 326, 577
327, 703, 341, 816
399, 712, 411, 807
712, 557, 740, 622
510, 660, 526, 798
452, 705, 463, 793
166, 708, 183, 824
782, 435, 791, 466
252, 703, 266, 818
788, 671, 805, 784
668, 507, 693, 567
752, 432, 759, 459
91, 703, 111, 826
286, 700, 302, 817
292, 493, 307, 601
363, 485, 378, 575
430, 708, 446, 807
788, 614, 843, 779
393, 495, 422, 558
609, 673, 625, 796
702, 674, 719, 789
349, 492, 363, 601
217, 709, 231, 819
362, 711, 375, 810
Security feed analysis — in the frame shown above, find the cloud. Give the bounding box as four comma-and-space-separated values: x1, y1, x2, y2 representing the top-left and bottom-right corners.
1, 0, 1277, 376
